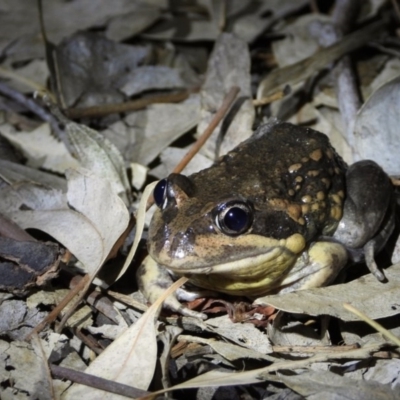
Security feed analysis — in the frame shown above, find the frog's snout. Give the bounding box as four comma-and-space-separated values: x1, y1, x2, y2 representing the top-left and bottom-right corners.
168, 228, 196, 260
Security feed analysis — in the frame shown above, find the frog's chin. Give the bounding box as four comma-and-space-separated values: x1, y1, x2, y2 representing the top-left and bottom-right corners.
153, 233, 306, 288
168, 246, 301, 297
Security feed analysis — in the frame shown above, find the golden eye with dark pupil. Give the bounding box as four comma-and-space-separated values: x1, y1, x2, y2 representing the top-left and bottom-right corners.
216, 202, 253, 236
153, 178, 167, 209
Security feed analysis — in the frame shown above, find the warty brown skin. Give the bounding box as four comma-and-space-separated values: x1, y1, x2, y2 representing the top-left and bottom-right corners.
141, 121, 394, 318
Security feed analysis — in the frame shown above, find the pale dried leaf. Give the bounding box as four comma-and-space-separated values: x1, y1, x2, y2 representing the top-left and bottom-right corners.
268, 311, 331, 347
143, 0, 308, 43
0, 299, 47, 341
363, 359, 400, 388
120, 66, 185, 97
255, 263, 400, 322
63, 278, 188, 399
2, 59, 49, 93
143, 17, 220, 42
312, 107, 352, 164
116, 181, 157, 281
3, 170, 129, 275
27, 289, 69, 309
65, 119, 131, 205
353, 75, 400, 174
150, 146, 213, 179
66, 169, 129, 274
64, 305, 93, 330
272, 14, 331, 67
202, 315, 272, 354
30, 334, 55, 399
106, 5, 161, 41
87, 324, 127, 341
178, 335, 273, 361
7, 209, 104, 271
367, 58, 400, 96
0, 160, 67, 191
55, 32, 150, 108
0, 183, 67, 213
392, 235, 400, 265
229, 0, 309, 43
158, 369, 262, 393
130, 162, 148, 190
36, 332, 69, 360
197, 33, 254, 157
1, 0, 151, 61
124, 94, 200, 165
0, 339, 53, 399
63, 312, 157, 398
276, 370, 397, 400
0, 123, 80, 173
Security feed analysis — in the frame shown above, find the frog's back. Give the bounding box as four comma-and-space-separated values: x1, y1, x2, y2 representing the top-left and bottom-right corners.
191, 122, 347, 241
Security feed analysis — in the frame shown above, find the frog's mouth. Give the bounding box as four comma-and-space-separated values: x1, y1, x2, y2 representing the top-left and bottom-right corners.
150, 233, 307, 296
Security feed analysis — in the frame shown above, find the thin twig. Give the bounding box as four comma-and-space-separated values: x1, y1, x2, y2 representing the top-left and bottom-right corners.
257, 17, 388, 99
0, 212, 37, 242
64, 90, 191, 119
145, 86, 240, 210
74, 328, 104, 355
272, 344, 359, 353
49, 364, 154, 398
253, 90, 285, 107
331, 0, 363, 141
172, 86, 240, 174
25, 274, 90, 340
0, 66, 51, 95
0, 82, 65, 140
343, 303, 400, 347
56, 276, 92, 333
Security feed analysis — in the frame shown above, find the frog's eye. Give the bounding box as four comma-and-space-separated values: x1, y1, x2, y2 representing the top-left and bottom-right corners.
215, 202, 253, 236
153, 178, 168, 209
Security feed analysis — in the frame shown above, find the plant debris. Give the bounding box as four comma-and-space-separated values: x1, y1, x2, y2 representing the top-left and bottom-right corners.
0, 1, 399, 399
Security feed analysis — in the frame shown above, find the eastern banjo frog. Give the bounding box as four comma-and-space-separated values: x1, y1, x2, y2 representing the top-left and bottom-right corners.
139, 122, 395, 319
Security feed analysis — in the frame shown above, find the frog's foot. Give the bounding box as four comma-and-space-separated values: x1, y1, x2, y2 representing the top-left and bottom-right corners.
364, 241, 385, 282
333, 160, 395, 281
137, 256, 208, 319
363, 207, 396, 282
278, 241, 348, 293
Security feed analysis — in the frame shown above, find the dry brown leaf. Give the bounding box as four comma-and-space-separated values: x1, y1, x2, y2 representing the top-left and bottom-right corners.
196, 33, 254, 157
2, 170, 129, 276
64, 277, 188, 399
353, 75, 400, 174
0, 123, 79, 173
255, 263, 400, 322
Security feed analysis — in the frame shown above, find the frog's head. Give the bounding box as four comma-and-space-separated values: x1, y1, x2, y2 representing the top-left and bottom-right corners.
147, 172, 307, 296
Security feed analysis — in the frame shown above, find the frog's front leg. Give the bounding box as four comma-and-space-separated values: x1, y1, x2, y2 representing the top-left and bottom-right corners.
278, 241, 348, 293
137, 256, 208, 319
333, 160, 395, 281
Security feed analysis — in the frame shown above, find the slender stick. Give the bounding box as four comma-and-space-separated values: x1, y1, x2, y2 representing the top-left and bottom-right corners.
343, 303, 400, 347
49, 364, 154, 398
172, 86, 240, 174
65, 90, 191, 119
25, 274, 90, 340
0, 82, 64, 139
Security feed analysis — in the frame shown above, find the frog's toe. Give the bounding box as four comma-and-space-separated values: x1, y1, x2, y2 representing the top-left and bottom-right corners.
176, 286, 218, 302
364, 240, 386, 282
168, 298, 208, 320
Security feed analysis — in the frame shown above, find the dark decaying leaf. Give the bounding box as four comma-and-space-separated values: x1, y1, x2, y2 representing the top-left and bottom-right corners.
0, 237, 62, 295
1, 1, 400, 399
53, 32, 151, 108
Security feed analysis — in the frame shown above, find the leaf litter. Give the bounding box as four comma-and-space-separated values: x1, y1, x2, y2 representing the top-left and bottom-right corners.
0, 1, 400, 399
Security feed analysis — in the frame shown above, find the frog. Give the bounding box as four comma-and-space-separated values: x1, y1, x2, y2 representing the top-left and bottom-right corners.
138, 121, 395, 319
